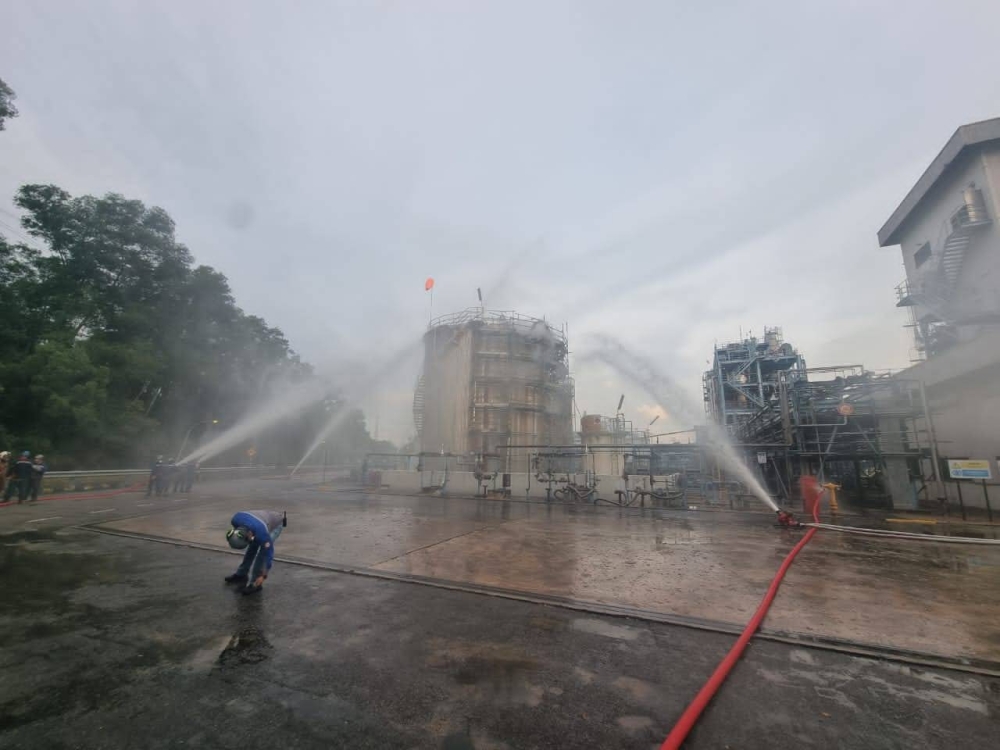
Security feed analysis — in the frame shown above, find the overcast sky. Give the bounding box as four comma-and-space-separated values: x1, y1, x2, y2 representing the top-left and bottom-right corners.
3, 1, 1000, 442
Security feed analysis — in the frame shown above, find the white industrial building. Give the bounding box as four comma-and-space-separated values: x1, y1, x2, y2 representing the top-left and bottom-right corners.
879, 117, 1000, 511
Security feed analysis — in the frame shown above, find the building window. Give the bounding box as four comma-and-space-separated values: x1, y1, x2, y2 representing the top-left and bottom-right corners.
914, 242, 931, 268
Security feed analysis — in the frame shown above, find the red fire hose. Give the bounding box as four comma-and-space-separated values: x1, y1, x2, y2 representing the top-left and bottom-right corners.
660, 502, 820, 750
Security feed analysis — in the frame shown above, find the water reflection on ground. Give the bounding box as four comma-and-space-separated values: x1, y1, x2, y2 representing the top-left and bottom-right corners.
104, 491, 1000, 662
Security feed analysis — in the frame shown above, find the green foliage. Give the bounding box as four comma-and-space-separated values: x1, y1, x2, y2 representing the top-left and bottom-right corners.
0, 77, 17, 130
0, 184, 327, 468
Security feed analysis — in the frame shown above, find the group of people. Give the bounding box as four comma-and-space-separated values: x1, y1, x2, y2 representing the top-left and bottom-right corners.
0, 451, 48, 504
146, 456, 198, 497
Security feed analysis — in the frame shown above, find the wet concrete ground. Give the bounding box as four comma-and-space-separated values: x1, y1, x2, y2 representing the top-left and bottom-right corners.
101, 488, 1000, 663
2, 479, 999, 748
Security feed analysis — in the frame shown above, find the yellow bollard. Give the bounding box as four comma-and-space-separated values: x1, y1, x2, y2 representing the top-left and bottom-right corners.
823, 482, 841, 515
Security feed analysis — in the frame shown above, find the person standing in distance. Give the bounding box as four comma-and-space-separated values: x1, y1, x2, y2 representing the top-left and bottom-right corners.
0, 451, 10, 497
224, 510, 287, 595
29, 454, 47, 502
4, 451, 33, 503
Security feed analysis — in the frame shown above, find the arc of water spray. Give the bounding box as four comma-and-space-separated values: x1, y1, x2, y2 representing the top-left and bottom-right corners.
179, 379, 329, 465
291, 338, 426, 476
577, 334, 779, 512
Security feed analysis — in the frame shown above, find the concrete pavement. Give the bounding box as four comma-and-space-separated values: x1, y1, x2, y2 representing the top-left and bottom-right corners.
2, 478, 999, 748
100, 488, 1000, 664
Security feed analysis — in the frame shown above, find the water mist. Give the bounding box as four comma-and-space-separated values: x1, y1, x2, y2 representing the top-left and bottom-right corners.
578, 334, 779, 512
291, 338, 426, 475
179, 379, 328, 465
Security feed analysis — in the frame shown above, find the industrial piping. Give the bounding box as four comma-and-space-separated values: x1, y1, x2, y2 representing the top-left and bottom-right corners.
807, 521, 1000, 545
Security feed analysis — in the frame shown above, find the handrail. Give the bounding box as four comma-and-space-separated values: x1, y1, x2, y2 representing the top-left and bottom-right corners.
428, 308, 567, 342
43, 465, 325, 477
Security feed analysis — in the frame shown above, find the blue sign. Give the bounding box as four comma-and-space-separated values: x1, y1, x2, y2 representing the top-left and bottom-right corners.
947, 460, 992, 480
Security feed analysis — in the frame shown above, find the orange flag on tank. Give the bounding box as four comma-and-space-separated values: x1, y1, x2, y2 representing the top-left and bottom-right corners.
425, 277, 434, 291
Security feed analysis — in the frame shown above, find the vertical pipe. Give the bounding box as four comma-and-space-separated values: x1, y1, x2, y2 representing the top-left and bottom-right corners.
918, 380, 946, 508
526, 451, 531, 500
756, 358, 764, 407
983, 480, 993, 524
716, 352, 726, 429
854, 460, 865, 504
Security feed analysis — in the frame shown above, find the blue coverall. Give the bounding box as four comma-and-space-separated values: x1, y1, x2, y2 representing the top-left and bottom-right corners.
231, 510, 284, 579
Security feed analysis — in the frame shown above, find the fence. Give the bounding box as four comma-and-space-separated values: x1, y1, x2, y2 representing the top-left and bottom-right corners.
31, 465, 306, 496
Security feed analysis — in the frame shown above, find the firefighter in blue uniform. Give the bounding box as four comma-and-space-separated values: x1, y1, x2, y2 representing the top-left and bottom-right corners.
224, 510, 287, 595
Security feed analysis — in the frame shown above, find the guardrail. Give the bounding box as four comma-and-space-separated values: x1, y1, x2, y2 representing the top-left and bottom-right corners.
32, 465, 337, 496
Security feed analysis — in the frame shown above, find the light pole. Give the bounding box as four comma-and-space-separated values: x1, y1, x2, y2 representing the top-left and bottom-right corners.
176, 419, 219, 461
322, 440, 329, 483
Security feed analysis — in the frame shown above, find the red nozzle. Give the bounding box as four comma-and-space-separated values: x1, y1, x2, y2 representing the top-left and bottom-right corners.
776, 510, 802, 528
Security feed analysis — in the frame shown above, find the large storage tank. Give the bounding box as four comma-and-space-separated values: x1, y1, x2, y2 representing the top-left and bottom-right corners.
580, 414, 602, 436
415, 309, 574, 472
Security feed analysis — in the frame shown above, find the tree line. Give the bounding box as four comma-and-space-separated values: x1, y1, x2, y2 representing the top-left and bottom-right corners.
0, 76, 393, 468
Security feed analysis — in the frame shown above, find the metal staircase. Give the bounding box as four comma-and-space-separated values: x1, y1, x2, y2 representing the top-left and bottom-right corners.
895, 197, 991, 321
412, 375, 425, 437
893, 187, 992, 361
940, 202, 991, 294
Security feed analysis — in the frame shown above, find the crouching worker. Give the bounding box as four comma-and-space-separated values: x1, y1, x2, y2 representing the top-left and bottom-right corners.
224, 510, 287, 595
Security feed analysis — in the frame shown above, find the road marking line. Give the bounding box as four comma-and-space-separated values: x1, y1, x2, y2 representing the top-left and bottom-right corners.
26, 516, 62, 523
89, 508, 116, 514
137, 503, 153, 507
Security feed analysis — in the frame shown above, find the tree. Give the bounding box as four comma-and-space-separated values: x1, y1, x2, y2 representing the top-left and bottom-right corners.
0, 342, 109, 461
0, 184, 314, 467
0, 77, 18, 130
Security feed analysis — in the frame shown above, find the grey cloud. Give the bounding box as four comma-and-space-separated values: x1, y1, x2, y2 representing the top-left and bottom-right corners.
2, 1, 999, 441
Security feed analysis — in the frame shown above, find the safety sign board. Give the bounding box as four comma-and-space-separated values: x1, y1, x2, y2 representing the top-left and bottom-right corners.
948, 459, 992, 480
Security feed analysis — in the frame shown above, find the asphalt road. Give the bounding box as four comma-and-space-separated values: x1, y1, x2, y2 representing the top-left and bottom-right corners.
1, 478, 998, 749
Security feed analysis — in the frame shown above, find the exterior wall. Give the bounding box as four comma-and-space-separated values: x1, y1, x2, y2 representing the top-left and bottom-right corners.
901, 327, 1000, 510
581, 433, 622, 476
420, 325, 473, 456
965, 146, 1000, 317
895, 147, 1000, 330
927, 371, 1000, 511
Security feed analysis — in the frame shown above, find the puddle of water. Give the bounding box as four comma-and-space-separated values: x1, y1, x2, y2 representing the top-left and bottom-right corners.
185, 636, 234, 673
617, 715, 654, 733
528, 616, 566, 632
1, 529, 59, 544
571, 618, 640, 641
1, 535, 117, 611
612, 676, 663, 707
452, 655, 543, 706
218, 626, 273, 666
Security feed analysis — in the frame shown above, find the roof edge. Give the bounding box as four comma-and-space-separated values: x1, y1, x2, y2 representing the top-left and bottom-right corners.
877, 117, 1000, 247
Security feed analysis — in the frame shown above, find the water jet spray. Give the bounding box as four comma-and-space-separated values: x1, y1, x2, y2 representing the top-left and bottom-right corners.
577, 335, 779, 512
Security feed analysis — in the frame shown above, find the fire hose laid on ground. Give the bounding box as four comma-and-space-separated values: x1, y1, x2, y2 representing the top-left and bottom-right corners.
658, 496, 1000, 749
